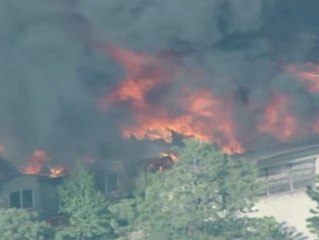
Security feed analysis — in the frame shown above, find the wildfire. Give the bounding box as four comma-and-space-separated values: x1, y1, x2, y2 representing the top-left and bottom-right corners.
258, 93, 298, 141
100, 45, 244, 154
24, 149, 50, 175
286, 63, 319, 92
49, 166, 66, 178
23, 149, 66, 177
99, 45, 178, 111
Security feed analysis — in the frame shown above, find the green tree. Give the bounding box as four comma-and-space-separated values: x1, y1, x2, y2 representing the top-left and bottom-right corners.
0, 208, 49, 240
55, 164, 111, 240
306, 175, 319, 237
110, 139, 300, 240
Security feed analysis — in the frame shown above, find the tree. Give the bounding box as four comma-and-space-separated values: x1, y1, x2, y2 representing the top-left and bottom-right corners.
55, 164, 111, 240
110, 139, 300, 240
306, 175, 319, 237
0, 208, 50, 240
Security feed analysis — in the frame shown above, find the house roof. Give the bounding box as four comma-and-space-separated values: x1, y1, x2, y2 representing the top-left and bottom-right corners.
0, 157, 19, 184
244, 143, 319, 167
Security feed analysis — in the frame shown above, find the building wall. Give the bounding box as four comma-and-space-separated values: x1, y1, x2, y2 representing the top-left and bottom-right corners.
0, 175, 41, 210
0, 175, 60, 219
95, 160, 132, 200
249, 191, 316, 239
39, 177, 61, 218
250, 150, 319, 239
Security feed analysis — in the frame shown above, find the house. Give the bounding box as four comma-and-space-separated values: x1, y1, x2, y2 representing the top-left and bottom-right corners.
246, 144, 319, 239
0, 174, 62, 219
252, 144, 319, 196
94, 160, 132, 200
0, 156, 19, 185
1, 144, 318, 238
0, 159, 132, 218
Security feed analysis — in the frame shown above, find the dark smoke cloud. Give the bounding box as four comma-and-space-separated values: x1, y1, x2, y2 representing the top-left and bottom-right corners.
0, 0, 319, 166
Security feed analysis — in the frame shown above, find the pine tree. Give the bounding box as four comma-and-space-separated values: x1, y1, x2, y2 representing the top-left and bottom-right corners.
55, 164, 111, 240
110, 139, 300, 240
0, 208, 50, 240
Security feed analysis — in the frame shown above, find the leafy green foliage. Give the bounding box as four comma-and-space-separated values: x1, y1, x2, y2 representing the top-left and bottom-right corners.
306, 175, 319, 237
0, 208, 49, 240
55, 164, 111, 240
110, 139, 294, 240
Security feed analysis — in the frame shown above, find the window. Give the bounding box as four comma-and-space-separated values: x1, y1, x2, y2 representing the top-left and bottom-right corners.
9, 189, 33, 209
22, 189, 33, 209
10, 191, 21, 208
105, 173, 118, 192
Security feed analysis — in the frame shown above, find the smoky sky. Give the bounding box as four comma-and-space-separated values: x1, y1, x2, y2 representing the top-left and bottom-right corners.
1, 0, 319, 166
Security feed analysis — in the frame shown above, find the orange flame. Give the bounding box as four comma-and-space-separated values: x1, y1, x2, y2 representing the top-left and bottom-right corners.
100, 46, 244, 154
286, 63, 319, 92
24, 149, 50, 175
258, 93, 298, 141
99, 45, 178, 111
159, 152, 179, 162
49, 166, 66, 178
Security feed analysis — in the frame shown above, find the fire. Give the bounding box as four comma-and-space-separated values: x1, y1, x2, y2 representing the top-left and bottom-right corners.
24, 149, 50, 175
158, 152, 179, 162
49, 166, 66, 178
286, 63, 319, 92
99, 45, 178, 111
258, 93, 298, 141
100, 45, 244, 154
23, 149, 66, 177
121, 89, 244, 154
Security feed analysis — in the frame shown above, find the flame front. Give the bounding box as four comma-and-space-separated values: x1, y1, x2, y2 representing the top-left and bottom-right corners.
100, 46, 244, 154
98, 45, 319, 154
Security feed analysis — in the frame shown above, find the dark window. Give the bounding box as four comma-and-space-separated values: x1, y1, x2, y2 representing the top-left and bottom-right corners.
10, 191, 21, 208
106, 173, 118, 192
22, 189, 33, 209
9, 189, 33, 209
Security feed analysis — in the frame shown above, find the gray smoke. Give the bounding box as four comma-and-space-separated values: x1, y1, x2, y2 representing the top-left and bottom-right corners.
0, 0, 319, 166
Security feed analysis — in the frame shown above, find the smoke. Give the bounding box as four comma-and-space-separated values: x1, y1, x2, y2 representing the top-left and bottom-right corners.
0, 0, 319, 167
